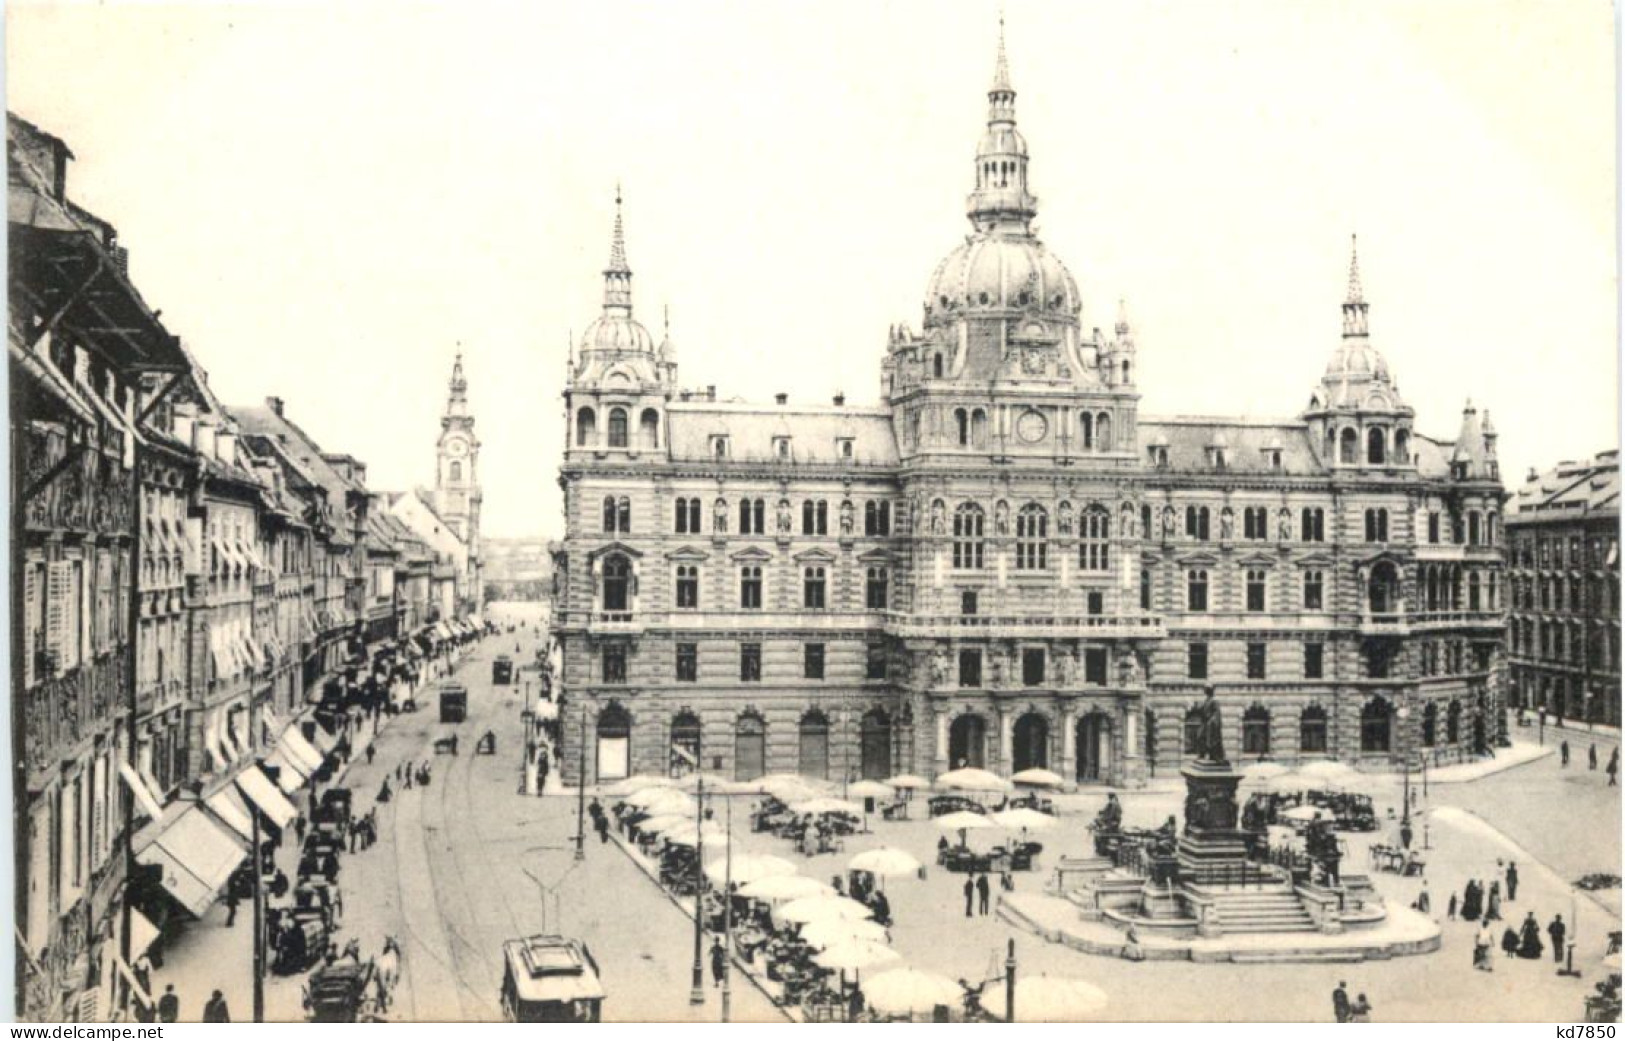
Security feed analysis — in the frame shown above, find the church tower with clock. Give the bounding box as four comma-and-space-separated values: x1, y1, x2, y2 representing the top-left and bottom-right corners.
435, 350, 483, 608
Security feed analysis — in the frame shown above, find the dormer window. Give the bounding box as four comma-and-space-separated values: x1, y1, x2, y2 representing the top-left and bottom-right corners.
837, 438, 855, 460
1268, 450, 1283, 471
1209, 447, 1227, 470
711, 435, 730, 459
1150, 445, 1169, 468
773, 436, 792, 459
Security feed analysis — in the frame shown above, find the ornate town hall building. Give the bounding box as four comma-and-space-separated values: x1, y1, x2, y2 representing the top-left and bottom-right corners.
551, 33, 1508, 788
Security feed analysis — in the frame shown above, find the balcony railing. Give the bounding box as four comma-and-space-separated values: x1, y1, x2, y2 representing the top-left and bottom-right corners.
883, 611, 1165, 640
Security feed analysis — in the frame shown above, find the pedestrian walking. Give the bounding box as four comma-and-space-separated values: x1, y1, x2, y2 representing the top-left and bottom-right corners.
1349, 994, 1372, 1023
225, 889, 240, 928
976, 872, 991, 916
157, 985, 179, 1023
295, 816, 307, 844
1518, 911, 1544, 959
1399, 818, 1413, 850
1416, 883, 1431, 914
1447, 892, 1457, 920
963, 877, 974, 918
1590, 743, 1599, 770
710, 937, 726, 987
1501, 926, 1519, 958
1485, 881, 1501, 923
1332, 981, 1349, 1023
1473, 924, 1494, 972
1608, 748, 1619, 787
1561, 740, 1570, 767
1506, 861, 1519, 903
366, 742, 376, 765
203, 990, 230, 1023
1549, 914, 1568, 964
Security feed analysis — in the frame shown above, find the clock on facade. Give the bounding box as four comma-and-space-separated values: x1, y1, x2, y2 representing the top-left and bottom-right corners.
446, 438, 467, 458
1016, 410, 1047, 443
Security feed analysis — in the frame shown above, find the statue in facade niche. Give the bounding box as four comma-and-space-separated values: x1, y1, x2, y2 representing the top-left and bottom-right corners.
988, 650, 1006, 688
1278, 508, 1293, 541
994, 500, 1010, 536
1121, 502, 1137, 539
1220, 506, 1235, 541
1057, 500, 1074, 535
1161, 505, 1176, 539
931, 648, 951, 687
1052, 651, 1070, 687
840, 500, 855, 536
1117, 652, 1142, 687
930, 499, 946, 535
713, 498, 728, 534
777, 499, 792, 534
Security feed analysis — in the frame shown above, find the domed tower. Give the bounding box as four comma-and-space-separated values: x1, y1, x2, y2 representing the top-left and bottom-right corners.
564, 189, 670, 459
885, 17, 1136, 462
1304, 237, 1415, 470
435, 350, 483, 605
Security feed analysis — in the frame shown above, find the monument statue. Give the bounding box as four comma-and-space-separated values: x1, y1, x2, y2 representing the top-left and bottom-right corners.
1195, 685, 1226, 764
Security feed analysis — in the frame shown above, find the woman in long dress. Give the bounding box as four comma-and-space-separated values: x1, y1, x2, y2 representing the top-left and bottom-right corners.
1461, 880, 1483, 921
1518, 912, 1545, 959
1485, 882, 1502, 923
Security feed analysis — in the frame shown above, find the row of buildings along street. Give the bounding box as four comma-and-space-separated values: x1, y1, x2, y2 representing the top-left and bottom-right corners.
9, 112, 487, 1021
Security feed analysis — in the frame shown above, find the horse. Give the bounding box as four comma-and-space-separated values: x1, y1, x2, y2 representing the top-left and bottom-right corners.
375, 937, 401, 1005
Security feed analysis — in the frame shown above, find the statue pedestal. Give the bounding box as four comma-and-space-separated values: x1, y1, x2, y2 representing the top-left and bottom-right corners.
1177, 760, 1250, 885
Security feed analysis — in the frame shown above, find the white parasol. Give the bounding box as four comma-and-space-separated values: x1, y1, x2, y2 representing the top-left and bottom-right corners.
935, 810, 996, 833
992, 807, 1058, 833
865, 968, 963, 1017
798, 917, 890, 950
846, 780, 894, 800
739, 875, 834, 903
774, 895, 874, 926
1281, 804, 1329, 823
884, 774, 932, 791
813, 939, 901, 972
1011, 976, 1109, 1021
790, 797, 866, 817
935, 768, 1012, 792
608, 774, 676, 797
705, 853, 797, 887
1010, 768, 1066, 789
848, 847, 923, 878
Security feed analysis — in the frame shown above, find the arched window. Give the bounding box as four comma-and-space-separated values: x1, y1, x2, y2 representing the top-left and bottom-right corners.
576, 407, 597, 447
798, 711, 830, 779
669, 712, 702, 778
602, 496, 617, 533
1186, 505, 1211, 541
1364, 508, 1389, 543
860, 709, 892, 780
640, 408, 660, 449
1367, 427, 1386, 465
1012, 713, 1050, 772
1080, 506, 1110, 571
596, 704, 632, 782
1016, 504, 1048, 570
1421, 702, 1438, 747
601, 555, 631, 613
1096, 413, 1113, 451
1467, 511, 1481, 546
675, 497, 701, 534
607, 407, 629, 448
1339, 427, 1359, 464
1141, 504, 1153, 539
1468, 571, 1482, 611
933, 353, 944, 378
617, 497, 631, 533
1242, 704, 1271, 756
955, 408, 969, 446
1300, 704, 1328, 753
1360, 697, 1393, 752
970, 409, 988, 447
1447, 700, 1463, 744
1394, 429, 1411, 463
1245, 569, 1268, 612
1079, 412, 1094, 450
449, 461, 462, 482
1368, 561, 1399, 615
735, 713, 766, 780
953, 503, 986, 569
1186, 568, 1209, 611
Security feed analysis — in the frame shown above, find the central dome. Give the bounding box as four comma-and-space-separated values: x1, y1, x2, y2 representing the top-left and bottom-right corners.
923, 233, 1081, 328
581, 314, 654, 353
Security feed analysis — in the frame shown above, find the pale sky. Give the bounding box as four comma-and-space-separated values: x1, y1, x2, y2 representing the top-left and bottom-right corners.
7, 0, 1616, 538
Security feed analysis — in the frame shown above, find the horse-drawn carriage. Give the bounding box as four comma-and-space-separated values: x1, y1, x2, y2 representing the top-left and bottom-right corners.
300, 835, 342, 884
928, 795, 986, 818
305, 961, 385, 1022
313, 788, 352, 841
270, 906, 329, 975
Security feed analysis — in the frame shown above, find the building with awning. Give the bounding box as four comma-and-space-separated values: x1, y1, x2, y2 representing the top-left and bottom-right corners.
204, 786, 255, 842
133, 806, 249, 919
234, 765, 298, 830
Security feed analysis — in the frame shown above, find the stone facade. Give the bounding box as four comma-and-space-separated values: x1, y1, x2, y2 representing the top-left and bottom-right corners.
551, 30, 1508, 790
1506, 450, 1620, 726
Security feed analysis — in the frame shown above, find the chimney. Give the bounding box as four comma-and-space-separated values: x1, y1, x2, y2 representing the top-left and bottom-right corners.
774, 393, 788, 405
1527, 467, 1539, 482
706, 385, 716, 401
832, 391, 846, 406
266, 396, 284, 417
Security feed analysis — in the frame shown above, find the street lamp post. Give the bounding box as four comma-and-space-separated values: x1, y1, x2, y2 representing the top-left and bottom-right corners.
575, 704, 587, 862
690, 775, 706, 1006
721, 796, 733, 1023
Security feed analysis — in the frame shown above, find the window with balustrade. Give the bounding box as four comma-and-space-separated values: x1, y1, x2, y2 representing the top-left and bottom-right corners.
953, 504, 986, 570
1016, 505, 1049, 570
1080, 506, 1110, 571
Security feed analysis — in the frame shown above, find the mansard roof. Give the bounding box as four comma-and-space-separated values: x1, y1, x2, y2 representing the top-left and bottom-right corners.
667, 402, 898, 466
1136, 417, 1322, 475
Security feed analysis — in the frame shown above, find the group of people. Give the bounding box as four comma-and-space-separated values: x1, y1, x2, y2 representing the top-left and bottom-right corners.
1474, 911, 1565, 970
1331, 981, 1374, 1022
1558, 739, 1619, 786
961, 872, 998, 917
377, 760, 435, 803
347, 809, 380, 853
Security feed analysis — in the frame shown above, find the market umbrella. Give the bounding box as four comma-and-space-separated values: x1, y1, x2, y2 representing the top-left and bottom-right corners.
626, 787, 694, 811
1264, 771, 1312, 793
1298, 761, 1358, 786
740, 875, 834, 903
935, 768, 1012, 793
790, 798, 866, 817
1242, 761, 1290, 783
1281, 805, 1329, 823
705, 853, 797, 887
865, 967, 962, 1017
884, 774, 932, 790
673, 772, 733, 793
1011, 976, 1109, 1022
992, 808, 1058, 833
755, 773, 827, 801
1010, 768, 1066, 789
664, 828, 735, 853
799, 917, 890, 950
813, 939, 901, 972
774, 895, 874, 926
847, 780, 894, 800
640, 812, 695, 835
609, 774, 676, 797
848, 847, 922, 878
934, 811, 995, 832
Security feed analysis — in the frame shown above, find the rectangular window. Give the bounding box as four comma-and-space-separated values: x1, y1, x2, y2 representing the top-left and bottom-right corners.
1303, 570, 1324, 611
1246, 570, 1267, 612
958, 649, 982, 687
1304, 641, 1324, 679
1246, 642, 1266, 679
1300, 507, 1325, 543
676, 642, 698, 682
1427, 511, 1441, 544
676, 565, 699, 609
1022, 648, 1045, 686
1085, 648, 1108, 685
740, 565, 762, 609
865, 567, 889, 610
740, 642, 761, 682
1187, 570, 1209, 611
803, 566, 827, 609
866, 643, 888, 680
1188, 642, 1209, 680
804, 642, 825, 680
1087, 591, 1104, 615
602, 644, 627, 685
961, 590, 978, 616
1140, 569, 1152, 611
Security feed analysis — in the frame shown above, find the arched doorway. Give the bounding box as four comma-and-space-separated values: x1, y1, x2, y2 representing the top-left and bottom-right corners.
735, 714, 766, 781
860, 709, 891, 780
596, 704, 632, 782
669, 711, 701, 778
1076, 712, 1112, 783
1012, 714, 1050, 773
948, 714, 987, 769
798, 711, 830, 779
